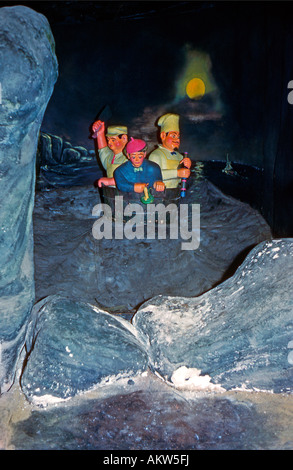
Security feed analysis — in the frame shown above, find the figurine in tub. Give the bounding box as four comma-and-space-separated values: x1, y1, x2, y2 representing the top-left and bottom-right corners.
148, 113, 191, 189
113, 138, 165, 196
92, 120, 128, 187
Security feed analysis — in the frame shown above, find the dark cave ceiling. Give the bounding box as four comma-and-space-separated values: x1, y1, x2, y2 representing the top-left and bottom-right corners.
0, 1, 216, 24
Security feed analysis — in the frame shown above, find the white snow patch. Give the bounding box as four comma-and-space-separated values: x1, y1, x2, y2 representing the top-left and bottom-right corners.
232, 384, 275, 394
31, 394, 72, 407
171, 366, 225, 392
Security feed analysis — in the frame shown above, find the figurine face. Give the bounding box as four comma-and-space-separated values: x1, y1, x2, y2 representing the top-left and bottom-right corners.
160, 131, 180, 151
128, 152, 146, 167
107, 134, 128, 154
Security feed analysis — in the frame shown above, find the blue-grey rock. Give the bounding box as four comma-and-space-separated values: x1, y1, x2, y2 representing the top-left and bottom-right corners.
21, 295, 149, 405
37, 133, 64, 166
132, 239, 293, 393
50, 134, 63, 163
37, 132, 55, 166
0, 5, 58, 392
61, 147, 81, 163
37, 132, 93, 167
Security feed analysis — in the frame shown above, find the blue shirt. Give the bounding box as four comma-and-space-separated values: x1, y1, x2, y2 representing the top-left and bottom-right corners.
114, 159, 163, 192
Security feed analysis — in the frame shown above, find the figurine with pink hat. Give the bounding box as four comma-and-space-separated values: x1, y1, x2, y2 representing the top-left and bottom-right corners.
113, 137, 165, 194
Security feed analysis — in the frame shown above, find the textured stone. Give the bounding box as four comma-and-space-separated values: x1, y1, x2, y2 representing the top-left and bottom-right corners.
61, 147, 82, 163
36, 132, 93, 167
133, 239, 293, 393
21, 296, 149, 405
0, 5, 58, 392
32, 178, 272, 313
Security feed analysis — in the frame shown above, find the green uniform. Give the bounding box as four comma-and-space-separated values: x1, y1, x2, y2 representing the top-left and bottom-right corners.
148, 146, 183, 189
98, 146, 127, 178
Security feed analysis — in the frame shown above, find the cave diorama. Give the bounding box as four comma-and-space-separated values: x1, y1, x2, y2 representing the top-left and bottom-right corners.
0, 0, 293, 452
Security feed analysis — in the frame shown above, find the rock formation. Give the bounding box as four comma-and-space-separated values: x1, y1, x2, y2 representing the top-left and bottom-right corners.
19, 239, 293, 406
37, 132, 95, 168
133, 238, 293, 393
21, 295, 149, 405
0, 6, 58, 392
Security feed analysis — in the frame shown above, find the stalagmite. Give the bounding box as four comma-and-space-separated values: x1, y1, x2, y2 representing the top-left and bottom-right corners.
0, 5, 58, 392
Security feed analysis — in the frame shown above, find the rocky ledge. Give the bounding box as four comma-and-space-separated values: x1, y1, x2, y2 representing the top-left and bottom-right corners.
20, 238, 293, 406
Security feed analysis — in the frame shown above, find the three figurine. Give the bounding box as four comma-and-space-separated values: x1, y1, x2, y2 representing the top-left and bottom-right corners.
92, 113, 191, 194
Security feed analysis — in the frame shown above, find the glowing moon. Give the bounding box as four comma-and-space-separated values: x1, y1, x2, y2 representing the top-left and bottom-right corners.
186, 78, 205, 99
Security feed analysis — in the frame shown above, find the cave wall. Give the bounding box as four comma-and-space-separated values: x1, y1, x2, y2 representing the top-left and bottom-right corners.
0, 1, 292, 396
262, 6, 293, 236
197, 2, 293, 235
26, 1, 269, 165
0, 4, 58, 392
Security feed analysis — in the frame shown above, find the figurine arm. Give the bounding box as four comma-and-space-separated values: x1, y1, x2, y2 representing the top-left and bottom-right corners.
177, 167, 190, 178
149, 162, 165, 191
178, 156, 191, 178
97, 177, 115, 187
134, 183, 148, 193
180, 157, 192, 169
153, 181, 165, 192
92, 120, 107, 149
114, 168, 135, 192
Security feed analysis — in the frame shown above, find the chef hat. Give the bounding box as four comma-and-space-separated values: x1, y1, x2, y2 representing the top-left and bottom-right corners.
158, 113, 180, 133
106, 125, 128, 136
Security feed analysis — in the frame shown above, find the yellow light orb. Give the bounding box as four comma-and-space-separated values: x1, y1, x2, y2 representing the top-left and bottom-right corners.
186, 78, 205, 99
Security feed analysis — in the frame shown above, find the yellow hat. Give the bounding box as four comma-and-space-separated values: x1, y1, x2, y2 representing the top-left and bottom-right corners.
106, 125, 128, 136
158, 113, 179, 133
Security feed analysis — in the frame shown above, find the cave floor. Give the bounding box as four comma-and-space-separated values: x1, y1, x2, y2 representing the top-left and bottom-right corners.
1, 371, 293, 451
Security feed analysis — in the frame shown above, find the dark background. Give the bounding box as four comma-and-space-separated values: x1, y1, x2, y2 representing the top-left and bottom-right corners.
1, 0, 293, 236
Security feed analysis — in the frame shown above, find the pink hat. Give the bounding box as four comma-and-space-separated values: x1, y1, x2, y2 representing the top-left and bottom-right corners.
126, 137, 146, 154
